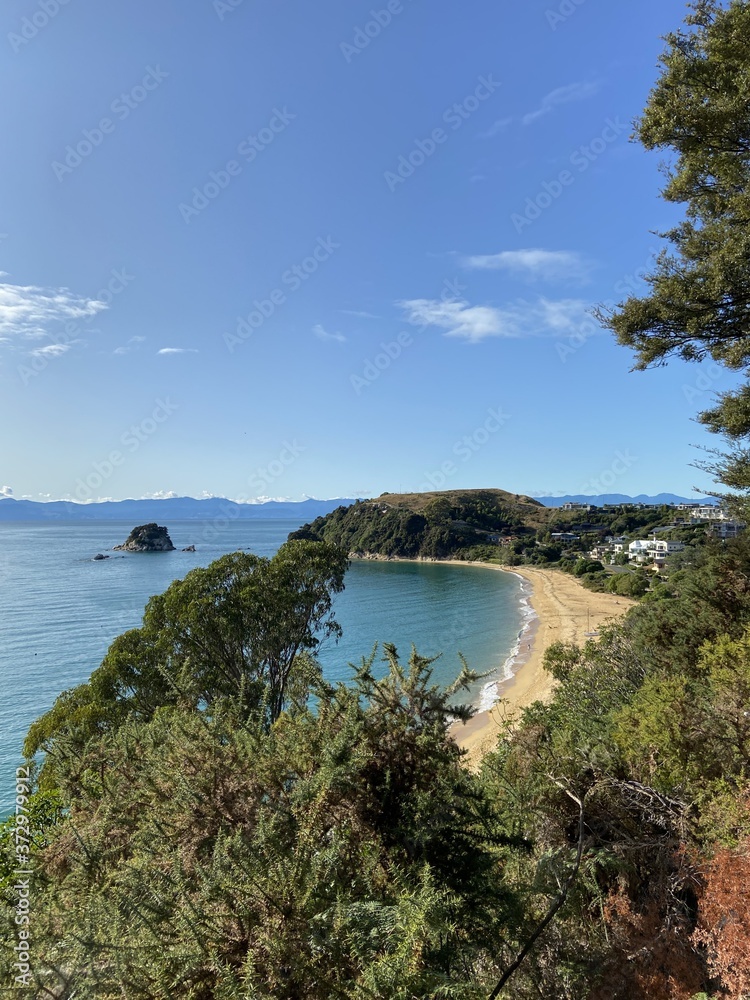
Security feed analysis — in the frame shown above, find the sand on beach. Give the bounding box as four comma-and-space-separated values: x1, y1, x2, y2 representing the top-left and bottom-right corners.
446, 563, 634, 767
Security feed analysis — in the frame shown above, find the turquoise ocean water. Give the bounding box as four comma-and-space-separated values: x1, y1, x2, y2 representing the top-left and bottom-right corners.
0, 520, 532, 814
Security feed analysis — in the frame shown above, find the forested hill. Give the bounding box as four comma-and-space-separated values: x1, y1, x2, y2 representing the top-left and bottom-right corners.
290, 488, 556, 559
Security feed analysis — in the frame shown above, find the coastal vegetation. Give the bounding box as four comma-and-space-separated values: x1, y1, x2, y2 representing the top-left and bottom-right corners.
292, 488, 708, 596
292, 489, 544, 559
3, 2, 750, 997
598, 0, 750, 517
3, 529, 750, 997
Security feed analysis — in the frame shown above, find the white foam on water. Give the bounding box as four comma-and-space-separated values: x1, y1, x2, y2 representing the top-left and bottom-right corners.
476, 574, 538, 712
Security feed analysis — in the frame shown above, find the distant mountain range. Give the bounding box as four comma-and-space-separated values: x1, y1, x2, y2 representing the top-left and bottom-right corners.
0, 493, 719, 522
0, 497, 357, 522
534, 493, 718, 507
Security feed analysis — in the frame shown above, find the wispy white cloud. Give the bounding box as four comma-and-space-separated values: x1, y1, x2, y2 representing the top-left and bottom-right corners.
140, 490, 179, 499
31, 342, 74, 358
157, 347, 198, 355
477, 116, 513, 139
522, 81, 600, 125
65, 496, 118, 504
400, 299, 510, 343
114, 335, 146, 355
462, 249, 592, 282
313, 323, 346, 344
0, 485, 12, 497
399, 296, 590, 344
534, 298, 592, 332
0, 281, 107, 341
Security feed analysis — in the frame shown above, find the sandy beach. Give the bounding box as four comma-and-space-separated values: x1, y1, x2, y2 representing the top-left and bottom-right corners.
444, 563, 634, 766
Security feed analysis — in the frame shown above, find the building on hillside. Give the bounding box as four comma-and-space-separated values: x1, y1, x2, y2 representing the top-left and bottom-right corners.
561, 502, 594, 511
551, 532, 581, 543
690, 505, 730, 522
648, 539, 686, 567
627, 540, 652, 563
709, 519, 746, 539
628, 538, 685, 566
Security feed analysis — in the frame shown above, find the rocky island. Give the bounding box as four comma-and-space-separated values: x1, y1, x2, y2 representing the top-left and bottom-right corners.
114, 523, 175, 552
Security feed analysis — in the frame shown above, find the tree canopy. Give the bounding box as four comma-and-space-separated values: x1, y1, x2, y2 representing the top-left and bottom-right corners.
24, 539, 349, 780
5, 527, 750, 997
599, 0, 750, 509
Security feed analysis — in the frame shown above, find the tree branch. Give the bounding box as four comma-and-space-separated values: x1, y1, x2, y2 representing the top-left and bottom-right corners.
488, 785, 587, 999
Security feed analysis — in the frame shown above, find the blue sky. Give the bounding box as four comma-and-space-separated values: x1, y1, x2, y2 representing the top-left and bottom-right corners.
0, 0, 732, 503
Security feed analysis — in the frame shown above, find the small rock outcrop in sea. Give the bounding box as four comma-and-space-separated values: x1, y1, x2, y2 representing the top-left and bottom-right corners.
114, 523, 175, 553
93, 553, 110, 561
182, 544, 196, 552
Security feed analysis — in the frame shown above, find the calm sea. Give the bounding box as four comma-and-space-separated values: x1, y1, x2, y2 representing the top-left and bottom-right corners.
0, 520, 531, 814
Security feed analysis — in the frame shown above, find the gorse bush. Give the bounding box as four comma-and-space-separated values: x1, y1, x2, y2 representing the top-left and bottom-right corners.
5, 531, 750, 997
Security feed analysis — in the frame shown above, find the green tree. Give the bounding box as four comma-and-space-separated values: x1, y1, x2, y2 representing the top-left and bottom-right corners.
574, 558, 604, 577
25, 540, 349, 774
3, 646, 517, 1000
598, 0, 750, 511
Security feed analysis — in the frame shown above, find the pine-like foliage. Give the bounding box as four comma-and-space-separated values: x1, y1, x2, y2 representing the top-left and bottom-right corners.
2, 646, 518, 998
598, 0, 750, 513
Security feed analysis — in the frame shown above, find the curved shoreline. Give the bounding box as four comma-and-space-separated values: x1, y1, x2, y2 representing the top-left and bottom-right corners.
348, 555, 634, 764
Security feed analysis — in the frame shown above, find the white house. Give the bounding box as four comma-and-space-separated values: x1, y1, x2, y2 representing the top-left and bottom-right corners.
690, 505, 730, 522
628, 539, 685, 565
649, 539, 685, 560
627, 540, 652, 563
